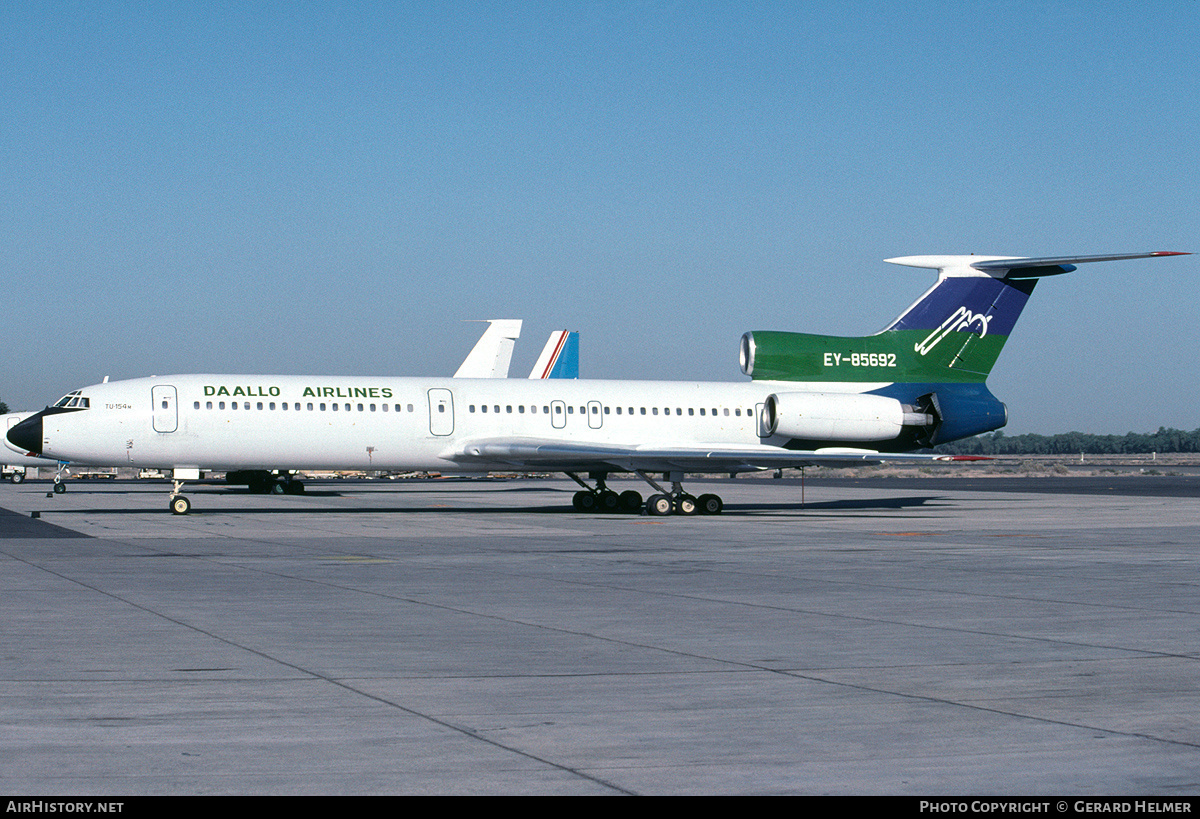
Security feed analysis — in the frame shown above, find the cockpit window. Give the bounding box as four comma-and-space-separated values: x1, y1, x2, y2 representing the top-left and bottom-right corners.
53, 390, 90, 409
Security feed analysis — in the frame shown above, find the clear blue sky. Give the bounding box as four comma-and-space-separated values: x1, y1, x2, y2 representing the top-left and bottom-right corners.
2, 1, 1196, 434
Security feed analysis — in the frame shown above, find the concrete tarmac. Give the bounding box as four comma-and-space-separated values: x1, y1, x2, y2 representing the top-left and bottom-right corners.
2, 476, 1199, 795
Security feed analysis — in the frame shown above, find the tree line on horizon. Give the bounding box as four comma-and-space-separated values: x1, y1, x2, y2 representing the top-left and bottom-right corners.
933, 427, 1200, 456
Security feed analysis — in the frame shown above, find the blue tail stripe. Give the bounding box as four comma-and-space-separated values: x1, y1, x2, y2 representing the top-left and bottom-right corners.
547, 332, 579, 379
886, 277, 1036, 337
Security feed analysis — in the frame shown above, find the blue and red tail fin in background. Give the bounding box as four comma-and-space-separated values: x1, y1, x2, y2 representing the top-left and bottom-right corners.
529, 330, 580, 379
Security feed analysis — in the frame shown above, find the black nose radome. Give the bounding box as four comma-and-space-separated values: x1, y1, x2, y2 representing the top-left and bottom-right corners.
7, 411, 45, 455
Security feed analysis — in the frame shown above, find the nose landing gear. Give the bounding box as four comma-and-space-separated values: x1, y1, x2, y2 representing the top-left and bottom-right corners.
46, 463, 70, 497
169, 478, 191, 514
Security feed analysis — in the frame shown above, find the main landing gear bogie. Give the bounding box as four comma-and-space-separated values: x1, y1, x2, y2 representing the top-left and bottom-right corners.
645, 493, 721, 516
568, 472, 724, 517
572, 488, 644, 514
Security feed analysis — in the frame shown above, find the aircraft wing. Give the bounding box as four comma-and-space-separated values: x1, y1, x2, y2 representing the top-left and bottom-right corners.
452, 438, 981, 473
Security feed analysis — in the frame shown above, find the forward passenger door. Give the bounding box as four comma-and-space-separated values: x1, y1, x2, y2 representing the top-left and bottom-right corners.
428, 389, 454, 435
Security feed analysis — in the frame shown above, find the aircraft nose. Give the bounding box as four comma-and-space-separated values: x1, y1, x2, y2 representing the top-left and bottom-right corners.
7, 411, 44, 456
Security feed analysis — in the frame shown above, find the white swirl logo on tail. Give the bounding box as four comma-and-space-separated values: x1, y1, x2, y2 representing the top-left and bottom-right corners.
914, 307, 991, 356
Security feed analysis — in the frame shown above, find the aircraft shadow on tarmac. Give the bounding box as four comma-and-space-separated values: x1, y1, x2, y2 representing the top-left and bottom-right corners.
0, 507, 91, 538
11, 494, 946, 517
725, 495, 944, 513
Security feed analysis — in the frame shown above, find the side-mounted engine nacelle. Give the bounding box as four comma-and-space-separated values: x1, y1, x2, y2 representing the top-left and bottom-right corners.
762, 392, 934, 443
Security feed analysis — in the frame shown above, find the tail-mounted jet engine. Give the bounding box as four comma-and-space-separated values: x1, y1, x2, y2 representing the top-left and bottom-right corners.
761, 392, 936, 443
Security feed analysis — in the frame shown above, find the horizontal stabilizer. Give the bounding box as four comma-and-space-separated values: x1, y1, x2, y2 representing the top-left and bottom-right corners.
971, 251, 1188, 271
887, 251, 1189, 279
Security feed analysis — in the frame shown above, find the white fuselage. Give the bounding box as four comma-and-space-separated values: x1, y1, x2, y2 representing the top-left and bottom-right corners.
33, 374, 886, 473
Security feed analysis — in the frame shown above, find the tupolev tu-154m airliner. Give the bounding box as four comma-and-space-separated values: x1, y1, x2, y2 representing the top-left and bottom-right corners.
8, 252, 1187, 516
